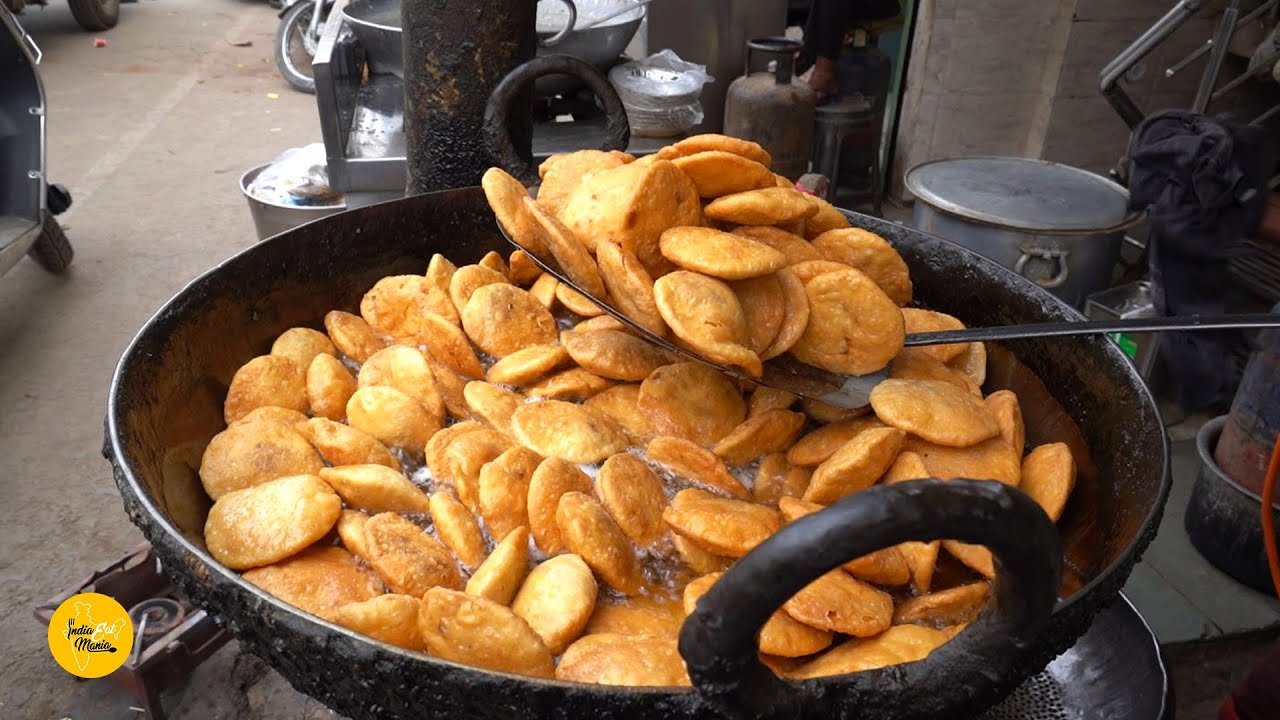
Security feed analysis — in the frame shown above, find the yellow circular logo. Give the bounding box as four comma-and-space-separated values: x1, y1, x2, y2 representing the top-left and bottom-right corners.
46, 592, 134, 678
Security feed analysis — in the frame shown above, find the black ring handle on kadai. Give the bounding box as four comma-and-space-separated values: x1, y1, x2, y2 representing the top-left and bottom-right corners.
483, 54, 631, 185
679, 479, 1062, 720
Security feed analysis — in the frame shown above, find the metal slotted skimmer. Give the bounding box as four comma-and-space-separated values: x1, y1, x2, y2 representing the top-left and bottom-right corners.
975, 595, 1168, 720
496, 216, 891, 408
498, 218, 1280, 408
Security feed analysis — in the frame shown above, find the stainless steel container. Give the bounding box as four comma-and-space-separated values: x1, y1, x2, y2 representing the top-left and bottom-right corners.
240, 165, 346, 241
906, 156, 1144, 308
645, 0, 787, 133
1085, 281, 1161, 379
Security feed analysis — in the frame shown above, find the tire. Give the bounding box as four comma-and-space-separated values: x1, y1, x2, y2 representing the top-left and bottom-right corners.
68, 0, 119, 31
28, 213, 74, 274
275, 2, 319, 94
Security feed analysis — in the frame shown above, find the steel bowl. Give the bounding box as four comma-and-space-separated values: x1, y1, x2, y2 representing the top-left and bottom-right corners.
340, 0, 403, 78
239, 165, 346, 241
106, 188, 1169, 720
536, 0, 645, 96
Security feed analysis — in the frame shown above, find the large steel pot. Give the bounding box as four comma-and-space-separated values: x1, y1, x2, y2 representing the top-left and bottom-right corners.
105, 189, 1168, 720
906, 156, 1145, 309
340, 0, 644, 96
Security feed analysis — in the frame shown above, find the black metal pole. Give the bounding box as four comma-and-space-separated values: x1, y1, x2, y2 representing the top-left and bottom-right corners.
402, 0, 536, 194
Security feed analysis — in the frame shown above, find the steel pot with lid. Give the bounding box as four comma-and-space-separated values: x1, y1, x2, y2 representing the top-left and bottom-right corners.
906, 156, 1145, 308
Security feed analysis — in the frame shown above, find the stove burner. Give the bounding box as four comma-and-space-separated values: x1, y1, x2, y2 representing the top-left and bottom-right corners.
131, 597, 185, 637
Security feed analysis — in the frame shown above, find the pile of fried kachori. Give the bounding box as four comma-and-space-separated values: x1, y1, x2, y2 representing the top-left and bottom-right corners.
485, 136, 916, 378
198, 134, 1077, 687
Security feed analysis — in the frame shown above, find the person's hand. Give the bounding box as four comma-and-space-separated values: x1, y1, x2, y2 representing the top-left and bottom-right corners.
808, 57, 839, 100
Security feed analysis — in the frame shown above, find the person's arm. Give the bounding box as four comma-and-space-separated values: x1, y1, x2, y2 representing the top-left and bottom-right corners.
801, 0, 903, 96
803, 0, 856, 62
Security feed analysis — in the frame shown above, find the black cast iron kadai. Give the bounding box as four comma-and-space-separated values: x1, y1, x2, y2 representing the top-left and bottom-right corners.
105, 186, 1170, 720
104, 19, 1169, 720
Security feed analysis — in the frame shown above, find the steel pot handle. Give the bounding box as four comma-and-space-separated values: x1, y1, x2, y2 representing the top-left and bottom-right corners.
679, 479, 1062, 719
483, 54, 630, 185
745, 37, 804, 84
1014, 246, 1071, 289
538, 0, 578, 48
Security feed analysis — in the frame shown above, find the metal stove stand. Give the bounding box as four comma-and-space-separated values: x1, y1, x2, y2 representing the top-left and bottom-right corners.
32, 544, 231, 720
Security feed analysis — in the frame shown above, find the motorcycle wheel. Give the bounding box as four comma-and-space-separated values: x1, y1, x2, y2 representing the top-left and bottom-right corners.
28, 213, 74, 275
275, 2, 319, 94
68, 0, 120, 31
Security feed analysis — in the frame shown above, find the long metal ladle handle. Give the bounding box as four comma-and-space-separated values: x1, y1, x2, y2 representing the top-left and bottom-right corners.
905, 313, 1280, 347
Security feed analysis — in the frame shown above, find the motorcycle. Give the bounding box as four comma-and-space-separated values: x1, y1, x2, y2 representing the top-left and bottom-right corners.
2, 0, 119, 32
0, 5, 74, 277
275, 0, 334, 94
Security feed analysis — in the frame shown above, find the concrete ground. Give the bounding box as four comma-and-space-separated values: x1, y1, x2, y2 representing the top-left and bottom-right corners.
0, 1, 1276, 719
0, 1, 323, 717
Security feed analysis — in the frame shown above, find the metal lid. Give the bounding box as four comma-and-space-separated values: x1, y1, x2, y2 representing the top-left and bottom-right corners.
609, 63, 704, 103
905, 156, 1139, 233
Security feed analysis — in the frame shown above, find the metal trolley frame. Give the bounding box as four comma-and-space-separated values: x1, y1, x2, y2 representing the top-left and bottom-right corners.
1, 6, 74, 277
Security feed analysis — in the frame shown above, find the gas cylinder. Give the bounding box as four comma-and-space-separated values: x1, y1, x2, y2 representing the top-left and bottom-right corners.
835, 29, 893, 114
724, 38, 817, 180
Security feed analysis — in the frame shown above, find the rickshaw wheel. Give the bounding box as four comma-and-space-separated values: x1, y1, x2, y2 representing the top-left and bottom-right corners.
28, 213, 73, 274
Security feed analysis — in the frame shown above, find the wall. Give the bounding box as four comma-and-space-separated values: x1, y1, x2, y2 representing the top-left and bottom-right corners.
1040, 0, 1221, 175
891, 0, 1077, 199
892, 0, 1249, 200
